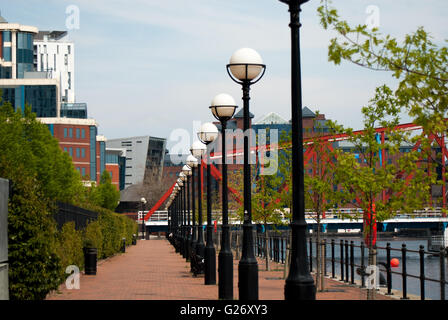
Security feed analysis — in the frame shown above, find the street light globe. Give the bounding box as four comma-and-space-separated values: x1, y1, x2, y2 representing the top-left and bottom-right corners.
198, 122, 218, 144
186, 154, 198, 168
179, 172, 187, 182
182, 164, 192, 176
140, 197, 147, 204
228, 48, 264, 81
191, 140, 207, 158
210, 93, 238, 122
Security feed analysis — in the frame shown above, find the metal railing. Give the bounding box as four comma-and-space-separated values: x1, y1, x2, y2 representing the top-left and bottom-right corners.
220, 226, 447, 300
54, 202, 98, 230
318, 238, 447, 300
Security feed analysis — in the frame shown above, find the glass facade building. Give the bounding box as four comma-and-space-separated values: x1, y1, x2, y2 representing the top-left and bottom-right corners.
0, 85, 58, 117
60, 103, 88, 119
16, 32, 34, 79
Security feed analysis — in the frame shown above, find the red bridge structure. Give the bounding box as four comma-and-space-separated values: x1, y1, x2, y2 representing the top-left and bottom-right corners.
143, 121, 447, 231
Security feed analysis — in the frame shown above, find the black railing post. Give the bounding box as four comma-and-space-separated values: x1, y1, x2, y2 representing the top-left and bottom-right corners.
331, 239, 335, 279
281, 236, 285, 264
386, 243, 393, 295
360, 241, 365, 288
350, 241, 354, 284
323, 239, 327, 277
419, 245, 425, 300
340, 239, 344, 282
401, 244, 409, 300
440, 247, 446, 301
345, 240, 349, 283
309, 237, 313, 273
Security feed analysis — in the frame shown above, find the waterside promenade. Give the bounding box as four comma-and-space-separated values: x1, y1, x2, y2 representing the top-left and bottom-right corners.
46, 238, 397, 301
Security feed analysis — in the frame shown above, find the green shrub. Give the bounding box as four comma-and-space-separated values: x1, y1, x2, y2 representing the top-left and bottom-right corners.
8, 174, 62, 300
56, 222, 84, 272
83, 220, 103, 257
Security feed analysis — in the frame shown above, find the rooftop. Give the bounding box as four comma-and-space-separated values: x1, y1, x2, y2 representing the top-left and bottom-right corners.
34, 30, 69, 41
254, 112, 288, 125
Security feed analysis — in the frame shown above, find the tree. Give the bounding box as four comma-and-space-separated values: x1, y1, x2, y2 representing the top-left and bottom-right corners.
252, 160, 284, 271
318, 0, 448, 211
328, 85, 433, 299
302, 115, 342, 292
0, 102, 79, 299
94, 171, 121, 211
134, 166, 174, 210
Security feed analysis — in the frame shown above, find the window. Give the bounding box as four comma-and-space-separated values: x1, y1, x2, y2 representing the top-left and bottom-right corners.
109, 171, 113, 179
69, 147, 73, 157
69, 128, 73, 138
76, 128, 80, 139
68, 45, 71, 54
81, 167, 86, 177
3, 31, 11, 42
68, 72, 71, 90
3, 47, 11, 62
76, 148, 80, 158
64, 147, 67, 153
81, 129, 85, 139
81, 148, 85, 158
64, 127, 67, 138
64, 54, 68, 65
57, 45, 59, 54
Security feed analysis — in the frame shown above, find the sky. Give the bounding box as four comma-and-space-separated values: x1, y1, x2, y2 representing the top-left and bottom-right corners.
2, 0, 448, 153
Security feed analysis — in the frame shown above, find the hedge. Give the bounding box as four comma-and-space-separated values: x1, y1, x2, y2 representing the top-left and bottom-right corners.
56, 208, 137, 270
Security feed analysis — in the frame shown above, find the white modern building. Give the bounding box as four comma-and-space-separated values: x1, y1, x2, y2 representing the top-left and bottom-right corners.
0, 15, 61, 117
33, 31, 75, 104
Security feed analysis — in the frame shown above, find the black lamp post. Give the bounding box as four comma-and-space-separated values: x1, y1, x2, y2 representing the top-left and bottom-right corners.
174, 185, 180, 251
180, 173, 188, 258
182, 165, 192, 262
227, 47, 266, 300
140, 197, 147, 240
187, 154, 199, 270
177, 177, 184, 256
210, 93, 238, 299
279, 0, 316, 300
191, 141, 207, 268
198, 122, 219, 285
173, 186, 180, 251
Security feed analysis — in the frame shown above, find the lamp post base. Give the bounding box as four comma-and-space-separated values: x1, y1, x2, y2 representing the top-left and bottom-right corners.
284, 278, 316, 300
218, 249, 234, 300
238, 261, 258, 300
190, 239, 197, 272
204, 246, 216, 285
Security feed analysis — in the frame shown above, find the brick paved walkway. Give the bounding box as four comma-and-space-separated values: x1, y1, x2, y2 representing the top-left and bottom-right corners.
46, 238, 396, 300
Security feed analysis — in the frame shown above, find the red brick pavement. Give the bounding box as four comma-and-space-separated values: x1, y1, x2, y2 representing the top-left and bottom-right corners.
46, 238, 395, 300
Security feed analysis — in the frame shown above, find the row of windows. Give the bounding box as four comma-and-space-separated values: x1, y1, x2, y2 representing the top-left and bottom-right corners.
64, 147, 86, 158
38, 44, 71, 55
17, 32, 33, 50
75, 167, 86, 177
63, 127, 86, 139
